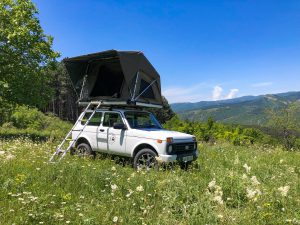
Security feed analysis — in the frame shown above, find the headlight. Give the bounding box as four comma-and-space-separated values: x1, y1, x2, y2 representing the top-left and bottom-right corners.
167, 145, 173, 154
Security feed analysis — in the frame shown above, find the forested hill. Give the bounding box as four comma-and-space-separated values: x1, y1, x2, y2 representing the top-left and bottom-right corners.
171, 91, 300, 126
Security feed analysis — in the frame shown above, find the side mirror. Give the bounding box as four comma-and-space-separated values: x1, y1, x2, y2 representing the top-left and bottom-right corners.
113, 123, 127, 130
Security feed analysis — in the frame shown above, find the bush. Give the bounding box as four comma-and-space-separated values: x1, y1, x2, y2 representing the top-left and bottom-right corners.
0, 106, 72, 141
11, 105, 47, 129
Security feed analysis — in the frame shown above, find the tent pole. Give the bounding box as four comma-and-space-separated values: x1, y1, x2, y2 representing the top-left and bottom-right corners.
79, 63, 91, 100
131, 71, 140, 101
134, 79, 157, 101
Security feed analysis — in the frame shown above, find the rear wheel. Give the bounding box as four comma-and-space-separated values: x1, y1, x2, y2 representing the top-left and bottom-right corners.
72, 143, 95, 158
133, 148, 158, 171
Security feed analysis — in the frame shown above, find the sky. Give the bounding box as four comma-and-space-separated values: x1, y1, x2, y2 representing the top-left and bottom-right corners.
33, 0, 300, 103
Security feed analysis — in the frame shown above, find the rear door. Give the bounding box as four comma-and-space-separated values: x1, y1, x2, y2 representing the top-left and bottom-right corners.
97, 112, 127, 155
79, 111, 103, 150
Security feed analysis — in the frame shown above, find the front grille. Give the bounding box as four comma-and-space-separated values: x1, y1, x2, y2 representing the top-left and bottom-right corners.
173, 142, 196, 153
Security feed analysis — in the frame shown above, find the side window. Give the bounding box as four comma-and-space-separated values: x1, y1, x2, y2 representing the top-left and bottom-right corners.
81, 112, 102, 126
103, 112, 123, 127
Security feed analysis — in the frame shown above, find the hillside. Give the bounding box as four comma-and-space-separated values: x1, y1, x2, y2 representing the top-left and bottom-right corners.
171, 91, 300, 126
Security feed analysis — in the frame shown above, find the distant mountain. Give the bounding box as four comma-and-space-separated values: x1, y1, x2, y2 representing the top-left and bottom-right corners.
171, 91, 300, 126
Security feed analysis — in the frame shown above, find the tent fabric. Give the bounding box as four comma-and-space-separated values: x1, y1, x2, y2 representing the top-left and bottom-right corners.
63, 50, 162, 106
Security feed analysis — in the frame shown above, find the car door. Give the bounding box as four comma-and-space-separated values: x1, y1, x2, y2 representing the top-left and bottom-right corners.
98, 112, 126, 155
80, 111, 103, 150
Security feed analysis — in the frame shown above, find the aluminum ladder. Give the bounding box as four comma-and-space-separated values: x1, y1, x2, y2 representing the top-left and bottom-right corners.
49, 101, 102, 162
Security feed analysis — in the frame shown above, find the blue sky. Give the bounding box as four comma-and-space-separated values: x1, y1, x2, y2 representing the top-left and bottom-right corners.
33, 0, 300, 103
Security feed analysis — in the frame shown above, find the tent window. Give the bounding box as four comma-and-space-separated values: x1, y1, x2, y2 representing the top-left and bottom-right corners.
90, 64, 124, 97
139, 79, 155, 99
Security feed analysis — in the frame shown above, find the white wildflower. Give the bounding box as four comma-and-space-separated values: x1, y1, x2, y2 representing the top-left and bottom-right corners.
126, 189, 134, 198
111, 166, 116, 171
250, 176, 260, 186
279, 159, 284, 164
78, 213, 83, 217
0, 151, 5, 155
36, 168, 41, 171
246, 188, 256, 199
111, 184, 118, 192
214, 185, 223, 197
242, 174, 248, 179
66, 221, 70, 224
278, 185, 290, 197
246, 188, 261, 200
243, 163, 251, 174
113, 216, 118, 222
208, 178, 216, 190
5, 154, 15, 160
136, 185, 144, 192
217, 214, 224, 219
213, 195, 223, 205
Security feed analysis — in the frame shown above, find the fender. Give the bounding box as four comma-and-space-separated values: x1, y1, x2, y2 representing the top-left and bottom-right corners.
74, 134, 93, 148
130, 138, 165, 157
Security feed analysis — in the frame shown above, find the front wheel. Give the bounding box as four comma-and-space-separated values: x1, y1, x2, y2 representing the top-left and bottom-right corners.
133, 148, 158, 171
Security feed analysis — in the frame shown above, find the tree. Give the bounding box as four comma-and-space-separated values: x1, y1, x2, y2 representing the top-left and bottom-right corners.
268, 103, 300, 150
42, 62, 78, 121
0, 0, 59, 108
149, 96, 175, 124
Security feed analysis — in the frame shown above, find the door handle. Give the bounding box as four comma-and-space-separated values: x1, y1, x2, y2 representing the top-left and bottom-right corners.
99, 129, 105, 132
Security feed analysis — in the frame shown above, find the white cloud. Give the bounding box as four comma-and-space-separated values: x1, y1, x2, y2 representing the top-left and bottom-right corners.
252, 82, 272, 87
162, 83, 206, 103
163, 84, 240, 103
212, 85, 223, 100
225, 89, 239, 99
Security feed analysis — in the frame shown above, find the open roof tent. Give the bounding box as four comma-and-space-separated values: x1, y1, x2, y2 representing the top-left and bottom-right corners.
63, 50, 163, 107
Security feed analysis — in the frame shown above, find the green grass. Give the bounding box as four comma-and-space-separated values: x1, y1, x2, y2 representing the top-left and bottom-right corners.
1, 139, 300, 224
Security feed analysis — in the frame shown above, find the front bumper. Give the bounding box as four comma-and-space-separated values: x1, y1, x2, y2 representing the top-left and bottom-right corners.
157, 150, 199, 163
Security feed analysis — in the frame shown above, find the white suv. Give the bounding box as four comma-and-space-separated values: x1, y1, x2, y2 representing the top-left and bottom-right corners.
71, 109, 198, 169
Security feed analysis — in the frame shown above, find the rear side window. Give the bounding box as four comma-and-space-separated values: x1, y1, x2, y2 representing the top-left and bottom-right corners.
81, 112, 102, 126
103, 112, 123, 127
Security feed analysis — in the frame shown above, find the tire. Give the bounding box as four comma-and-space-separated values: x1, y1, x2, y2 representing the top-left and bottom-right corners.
72, 143, 95, 158
133, 148, 158, 171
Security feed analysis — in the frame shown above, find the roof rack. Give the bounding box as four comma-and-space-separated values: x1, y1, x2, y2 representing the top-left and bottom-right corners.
77, 100, 162, 109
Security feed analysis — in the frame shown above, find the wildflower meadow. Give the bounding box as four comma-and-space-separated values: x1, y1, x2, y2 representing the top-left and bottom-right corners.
0, 139, 300, 224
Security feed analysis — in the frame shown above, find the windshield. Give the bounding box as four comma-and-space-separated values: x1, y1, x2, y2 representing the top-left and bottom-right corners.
124, 111, 162, 129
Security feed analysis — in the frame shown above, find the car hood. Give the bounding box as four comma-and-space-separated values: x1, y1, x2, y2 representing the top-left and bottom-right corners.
128, 128, 195, 142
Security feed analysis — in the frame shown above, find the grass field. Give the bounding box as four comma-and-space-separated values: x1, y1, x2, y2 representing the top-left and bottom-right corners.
1, 139, 300, 225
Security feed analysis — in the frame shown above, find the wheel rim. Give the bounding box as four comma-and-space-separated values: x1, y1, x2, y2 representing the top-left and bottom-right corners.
137, 153, 157, 170
76, 146, 89, 156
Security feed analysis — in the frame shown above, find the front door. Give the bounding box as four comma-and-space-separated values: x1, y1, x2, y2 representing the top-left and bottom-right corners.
97, 112, 126, 154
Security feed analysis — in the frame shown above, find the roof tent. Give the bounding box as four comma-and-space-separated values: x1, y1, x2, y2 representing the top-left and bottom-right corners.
63, 50, 163, 107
